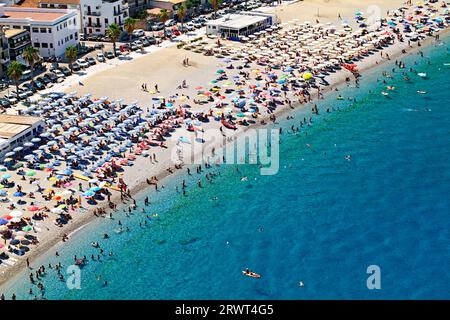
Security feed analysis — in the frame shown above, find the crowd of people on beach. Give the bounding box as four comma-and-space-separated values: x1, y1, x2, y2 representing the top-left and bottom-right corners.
0, 0, 448, 299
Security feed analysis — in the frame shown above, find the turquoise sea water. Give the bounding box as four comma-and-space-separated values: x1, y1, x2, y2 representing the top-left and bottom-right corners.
3, 37, 450, 299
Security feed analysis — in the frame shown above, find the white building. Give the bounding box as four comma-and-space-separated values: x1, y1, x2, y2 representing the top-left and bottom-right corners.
206, 12, 276, 39
80, 0, 129, 35
38, 0, 83, 34
0, 115, 45, 158
0, 4, 80, 58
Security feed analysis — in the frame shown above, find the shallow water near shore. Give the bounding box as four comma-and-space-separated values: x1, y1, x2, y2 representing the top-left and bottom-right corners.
3, 37, 450, 299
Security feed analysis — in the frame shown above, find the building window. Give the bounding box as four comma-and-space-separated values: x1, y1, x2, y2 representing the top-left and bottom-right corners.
42, 43, 48, 48
40, 28, 47, 33
32, 27, 39, 33
50, 43, 53, 48
34, 42, 40, 48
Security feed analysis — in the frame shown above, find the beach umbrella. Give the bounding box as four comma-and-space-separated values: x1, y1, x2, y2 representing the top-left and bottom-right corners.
0, 218, 8, 225
90, 186, 101, 192
23, 142, 34, 148
0, 190, 7, 196
28, 205, 39, 212
10, 210, 23, 218
302, 73, 313, 80
51, 208, 63, 214
83, 190, 95, 197
4, 152, 15, 158
63, 169, 73, 175
13, 147, 23, 152
2, 173, 11, 179
24, 154, 35, 161
25, 170, 37, 177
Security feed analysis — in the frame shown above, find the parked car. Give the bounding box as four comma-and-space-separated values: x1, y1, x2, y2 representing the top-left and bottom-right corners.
184, 23, 195, 31
49, 62, 60, 72
132, 29, 145, 38
87, 57, 96, 66
60, 66, 72, 76
0, 98, 11, 108
21, 70, 32, 81
71, 62, 81, 72
133, 40, 143, 49
151, 22, 164, 31
21, 82, 36, 93
77, 59, 89, 69
164, 19, 176, 27
33, 80, 45, 90
38, 75, 51, 85
142, 39, 150, 47
6, 96, 18, 105
96, 53, 106, 62
46, 72, 58, 83
53, 69, 65, 79
145, 37, 157, 45
105, 51, 115, 59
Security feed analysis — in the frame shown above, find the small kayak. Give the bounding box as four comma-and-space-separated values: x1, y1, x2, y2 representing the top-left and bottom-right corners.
417, 73, 427, 78
417, 90, 427, 94
381, 91, 389, 96
242, 270, 261, 278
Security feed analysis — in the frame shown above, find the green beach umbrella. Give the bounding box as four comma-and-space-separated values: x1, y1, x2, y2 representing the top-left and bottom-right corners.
22, 226, 32, 232
25, 170, 36, 177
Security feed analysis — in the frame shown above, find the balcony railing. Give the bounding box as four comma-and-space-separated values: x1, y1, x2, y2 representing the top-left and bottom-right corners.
85, 11, 102, 17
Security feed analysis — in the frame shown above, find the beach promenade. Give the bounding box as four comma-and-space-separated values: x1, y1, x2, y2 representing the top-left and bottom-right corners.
0, 0, 448, 296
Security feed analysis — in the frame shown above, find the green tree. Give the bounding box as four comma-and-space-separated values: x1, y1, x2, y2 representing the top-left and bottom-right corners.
177, 4, 187, 32
106, 23, 121, 57
209, 0, 222, 14
124, 17, 137, 45
22, 46, 40, 84
65, 45, 78, 72
7, 61, 23, 94
159, 9, 170, 36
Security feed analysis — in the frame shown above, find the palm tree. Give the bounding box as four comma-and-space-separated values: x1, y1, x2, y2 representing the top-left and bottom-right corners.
209, 0, 222, 15
22, 46, 40, 85
177, 4, 187, 33
65, 46, 78, 72
7, 61, 23, 94
159, 9, 170, 37
106, 23, 121, 57
124, 17, 137, 45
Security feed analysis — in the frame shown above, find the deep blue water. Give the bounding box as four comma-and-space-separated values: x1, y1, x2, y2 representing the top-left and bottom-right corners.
3, 37, 450, 299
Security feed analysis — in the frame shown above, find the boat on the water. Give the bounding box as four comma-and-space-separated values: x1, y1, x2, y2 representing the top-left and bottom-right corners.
242, 269, 261, 278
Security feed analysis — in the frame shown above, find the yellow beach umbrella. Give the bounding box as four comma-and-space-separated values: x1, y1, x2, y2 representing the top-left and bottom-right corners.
302, 72, 313, 80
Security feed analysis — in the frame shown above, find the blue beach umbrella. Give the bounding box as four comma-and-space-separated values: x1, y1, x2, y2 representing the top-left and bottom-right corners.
2, 173, 12, 179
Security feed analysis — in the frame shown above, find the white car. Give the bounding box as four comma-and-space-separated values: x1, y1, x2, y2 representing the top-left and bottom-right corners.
164, 19, 176, 27
132, 29, 145, 37
53, 69, 65, 79
133, 40, 143, 49
96, 53, 106, 62
77, 59, 89, 69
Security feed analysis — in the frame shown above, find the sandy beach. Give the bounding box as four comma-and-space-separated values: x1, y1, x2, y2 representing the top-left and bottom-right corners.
0, 0, 448, 292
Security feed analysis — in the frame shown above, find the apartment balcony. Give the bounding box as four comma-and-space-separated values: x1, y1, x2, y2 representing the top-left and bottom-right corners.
84, 11, 102, 17
85, 22, 102, 28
